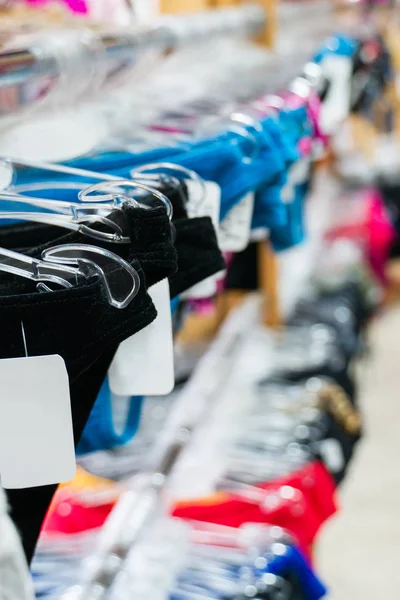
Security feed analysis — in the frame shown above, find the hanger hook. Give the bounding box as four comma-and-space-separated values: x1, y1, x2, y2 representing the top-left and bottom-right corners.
131, 162, 207, 215
79, 180, 173, 220
42, 244, 141, 309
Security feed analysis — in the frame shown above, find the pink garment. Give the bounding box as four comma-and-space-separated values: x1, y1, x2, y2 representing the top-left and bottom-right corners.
366, 190, 395, 283
298, 136, 313, 157
188, 299, 215, 315
25, 0, 88, 13
306, 92, 329, 147
326, 189, 395, 284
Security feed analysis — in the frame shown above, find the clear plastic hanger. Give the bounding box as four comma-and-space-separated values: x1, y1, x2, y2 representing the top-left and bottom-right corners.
130, 162, 207, 214
42, 244, 141, 309
0, 209, 131, 244
0, 243, 141, 309
79, 180, 173, 219
8, 158, 174, 218
0, 246, 85, 290
0, 189, 128, 217
110, 517, 294, 600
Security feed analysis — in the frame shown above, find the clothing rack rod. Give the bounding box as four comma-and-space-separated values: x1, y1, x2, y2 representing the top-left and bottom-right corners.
0, 4, 265, 89
59, 296, 260, 600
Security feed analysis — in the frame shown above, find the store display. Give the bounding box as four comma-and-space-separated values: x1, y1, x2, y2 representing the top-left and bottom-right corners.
0, 0, 398, 598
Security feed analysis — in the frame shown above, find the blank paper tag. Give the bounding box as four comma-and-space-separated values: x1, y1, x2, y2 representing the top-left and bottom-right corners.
180, 181, 223, 299
318, 438, 345, 474
181, 269, 226, 300
320, 55, 352, 134
218, 193, 255, 252
0, 355, 75, 489
281, 157, 311, 203
186, 180, 221, 230
109, 279, 174, 396
0, 160, 14, 191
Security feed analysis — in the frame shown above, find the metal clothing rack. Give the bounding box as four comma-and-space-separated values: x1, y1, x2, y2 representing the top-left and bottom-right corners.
0, 4, 266, 89
59, 296, 261, 600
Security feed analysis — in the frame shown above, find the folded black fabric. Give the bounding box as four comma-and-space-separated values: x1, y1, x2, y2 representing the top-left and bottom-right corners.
0, 203, 179, 563
0, 261, 156, 562
318, 413, 360, 486
0, 184, 225, 560
0, 203, 177, 290
7, 350, 115, 562
226, 242, 258, 291
169, 216, 225, 298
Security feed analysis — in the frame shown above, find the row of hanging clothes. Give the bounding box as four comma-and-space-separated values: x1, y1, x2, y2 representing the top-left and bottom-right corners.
0, 1, 397, 599
29, 235, 377, 600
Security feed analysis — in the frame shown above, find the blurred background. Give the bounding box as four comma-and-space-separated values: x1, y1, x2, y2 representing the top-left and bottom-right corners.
1, 1, 400, 600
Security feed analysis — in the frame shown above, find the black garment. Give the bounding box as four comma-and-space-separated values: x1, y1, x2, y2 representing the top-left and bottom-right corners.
317, 412, 360, 486
0, 190, 225, 559
0, 265, 155, 562
282, 366, 356, 407
351, 35, 392, 119
169, 216, 226, 298
289, 282, 371, 358
378, 179, 400, 259
0, 204, 177, 290
7, 350, 115, 562
0, 205, 178, 563
0, 182, 225, 298
226, 242, 259, 291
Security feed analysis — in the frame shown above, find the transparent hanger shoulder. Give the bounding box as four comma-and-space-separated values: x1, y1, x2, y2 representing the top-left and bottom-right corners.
42, 244, 140, 309
0, 210, 130, 244
0, 246, 84, 290
8, 159, 174, 218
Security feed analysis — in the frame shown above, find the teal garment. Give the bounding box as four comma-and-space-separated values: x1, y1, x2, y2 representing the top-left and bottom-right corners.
267, 544, 327, 599
76, 379, 144, 455
269, 179, 310, 252
10, 129, 287, 221
314, 33, 358, 63
253, 107, 311, 233
76, 298, 180, 455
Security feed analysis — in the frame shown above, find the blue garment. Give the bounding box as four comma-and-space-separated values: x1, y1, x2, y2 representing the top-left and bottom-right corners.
76, 378, 144, 455
270, 180, 309, 252
3, 117, 313, 455
267, 544, 327, 600
12, 129, 288, 222
252, 107, 311, 234
77, 298, 180, 454
314, 33, 358, 63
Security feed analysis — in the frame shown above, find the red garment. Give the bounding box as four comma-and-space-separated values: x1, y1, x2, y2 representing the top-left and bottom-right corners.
41, 491, 114, 535
172, 461, 337, 558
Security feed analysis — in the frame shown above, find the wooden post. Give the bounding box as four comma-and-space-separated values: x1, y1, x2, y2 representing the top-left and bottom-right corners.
159, 0, 282, 328
212, 0, 276, 47
159, 0, 210, 13
211, 0, 280, 327
258, 241, 281, 328
255, 0, 277, 48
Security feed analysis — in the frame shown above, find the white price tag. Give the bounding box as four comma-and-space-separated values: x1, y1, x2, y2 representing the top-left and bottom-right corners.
250, 228, 269, 242
181, 269, 226, 300
180, 180, 223, 298
218, 192, 255, 252
318, 438, 345, 474
281, 156, 311, 204
0, 109, 108, 163
0, 355, 75, 489
320, 55, 352, 135
186, 180, 221, 230
109, 279, 174, 396
0, 159, 13, 191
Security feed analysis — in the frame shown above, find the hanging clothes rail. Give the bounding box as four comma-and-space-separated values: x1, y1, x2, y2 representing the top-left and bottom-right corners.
58, 297, 260, 600
0, 4, 266, 88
